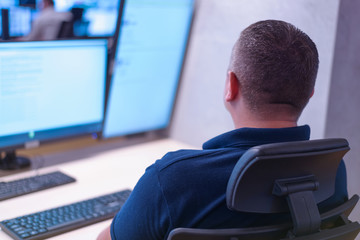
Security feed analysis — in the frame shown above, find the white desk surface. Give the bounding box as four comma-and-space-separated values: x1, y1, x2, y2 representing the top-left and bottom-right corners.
0, 138, 195, 240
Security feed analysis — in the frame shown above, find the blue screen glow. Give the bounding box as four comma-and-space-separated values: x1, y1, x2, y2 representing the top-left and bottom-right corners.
0, 39, 107, 149
54, 0, 121, 37
103, 0, 194, 138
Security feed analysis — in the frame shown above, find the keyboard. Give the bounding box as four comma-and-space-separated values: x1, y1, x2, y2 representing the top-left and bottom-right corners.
0, 171, 76, 201
0, 189, 131, 240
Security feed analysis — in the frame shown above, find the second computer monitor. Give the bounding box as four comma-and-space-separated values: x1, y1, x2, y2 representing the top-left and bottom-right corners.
54, 0, 122, 37
103, 0, 194, 138
0, 39, 107, 152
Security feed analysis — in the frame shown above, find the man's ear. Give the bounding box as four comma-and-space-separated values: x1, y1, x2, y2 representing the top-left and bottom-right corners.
310, 88, 315, 98
225, 71, 240, 102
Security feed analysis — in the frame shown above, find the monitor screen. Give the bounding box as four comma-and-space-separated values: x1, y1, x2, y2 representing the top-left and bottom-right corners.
0, 4, 34, 38
54, 0, 121, 37
103, 0, 194, 138
0, 0, 16, 8
8, 6, 32, 37
19, 0, 37, 8
0, 39, 107, 151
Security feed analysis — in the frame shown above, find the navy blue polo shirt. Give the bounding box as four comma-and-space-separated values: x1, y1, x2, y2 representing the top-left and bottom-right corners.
110, 125, 348, 240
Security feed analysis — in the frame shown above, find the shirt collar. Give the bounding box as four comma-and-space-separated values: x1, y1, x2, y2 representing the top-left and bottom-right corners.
203, 125, 310, 150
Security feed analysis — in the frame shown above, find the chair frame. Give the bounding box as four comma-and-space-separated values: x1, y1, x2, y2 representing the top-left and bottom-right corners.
168, 139, 360, 240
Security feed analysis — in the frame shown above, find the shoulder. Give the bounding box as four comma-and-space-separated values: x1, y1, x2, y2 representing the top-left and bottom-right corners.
59, 11, 73, 21
151, 147, 240, 176
153, 149, 216, 170
40, 9, 71, 20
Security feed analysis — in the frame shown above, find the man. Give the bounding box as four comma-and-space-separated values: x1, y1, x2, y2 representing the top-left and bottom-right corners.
98, 20, 347, 240
20, 0, 72, 41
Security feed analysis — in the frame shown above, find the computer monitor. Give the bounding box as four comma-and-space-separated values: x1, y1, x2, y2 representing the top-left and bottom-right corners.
0, 5, 33, 38
19, 0, 37, 9
0, 39, 108, 170
54, 0, 122, 37
0, 0, 16, 8
0, 0, 15, 38
8, 6, 32, 37
103, 0, 194, 138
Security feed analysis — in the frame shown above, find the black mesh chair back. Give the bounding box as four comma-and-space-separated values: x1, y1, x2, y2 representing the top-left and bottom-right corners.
57, 21, 74, 39
168, 138, 360, 240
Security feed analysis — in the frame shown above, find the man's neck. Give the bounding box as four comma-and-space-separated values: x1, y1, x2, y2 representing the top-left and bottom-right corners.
226, 96, 299, 129
233, 119, 297, 129
230, 106, 298, 129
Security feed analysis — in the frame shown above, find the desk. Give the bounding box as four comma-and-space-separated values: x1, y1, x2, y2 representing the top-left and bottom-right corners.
0, 139, 194, 239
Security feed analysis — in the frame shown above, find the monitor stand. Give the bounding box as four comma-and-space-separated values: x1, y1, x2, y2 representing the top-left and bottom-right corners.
1, 9, 10, 40
0, 151, 31, 170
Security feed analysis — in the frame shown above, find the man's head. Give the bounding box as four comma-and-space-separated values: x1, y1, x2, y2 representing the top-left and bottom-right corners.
42, 0, 54, 8
226, 20, 319, 124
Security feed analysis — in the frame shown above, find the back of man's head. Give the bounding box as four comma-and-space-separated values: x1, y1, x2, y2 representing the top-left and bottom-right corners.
229, 20, 319, 120
43, 0, 54, 7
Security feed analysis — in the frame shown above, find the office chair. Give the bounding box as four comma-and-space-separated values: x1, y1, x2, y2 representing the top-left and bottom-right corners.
168, 138, 360, 240
57, 21, 74, 39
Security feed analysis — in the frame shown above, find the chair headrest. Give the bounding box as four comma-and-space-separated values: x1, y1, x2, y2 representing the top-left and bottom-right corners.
226, 138, 349, 213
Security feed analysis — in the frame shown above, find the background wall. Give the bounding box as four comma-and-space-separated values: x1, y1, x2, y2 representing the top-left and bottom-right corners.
170, 0, 360, 228
171, 0, 340, 147
325, 0, 360, 226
